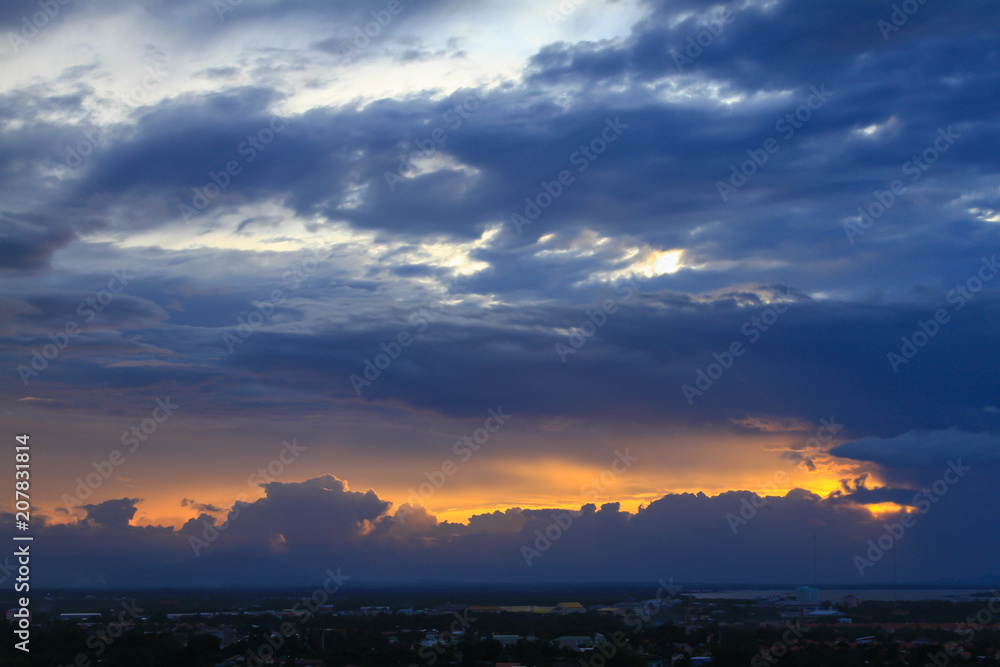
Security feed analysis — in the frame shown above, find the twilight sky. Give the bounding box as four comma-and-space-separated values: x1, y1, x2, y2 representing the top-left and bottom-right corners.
1, 0, 999, 588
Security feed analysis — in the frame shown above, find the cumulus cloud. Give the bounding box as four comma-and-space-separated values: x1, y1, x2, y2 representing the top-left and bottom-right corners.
81, 497, 141, 528
2, 470, 996, 587
831, 429, 1000, 486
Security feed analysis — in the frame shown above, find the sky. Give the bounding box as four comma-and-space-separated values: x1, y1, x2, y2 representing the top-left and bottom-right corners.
0, 0, 999, 588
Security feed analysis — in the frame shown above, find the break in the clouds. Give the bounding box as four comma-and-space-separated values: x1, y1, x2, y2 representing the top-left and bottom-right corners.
1, 0, 999, 586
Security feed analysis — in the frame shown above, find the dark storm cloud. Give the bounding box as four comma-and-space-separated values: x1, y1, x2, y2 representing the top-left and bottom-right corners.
0, 214, 76, 270
229, 474, 392, 543
4, 0, 998, 281
195, 286, 1000, 441
81, 497, 141, 528
3, 291, 167, 335
0, 0, 455, 46
831, 429, 1000, 487
535, 0, 1000, 94
515, 0, 1000, 260
172, 476, 392, 578
8, 471, 1000, 587
7, 269, 999, 460
73, 86, 283, 199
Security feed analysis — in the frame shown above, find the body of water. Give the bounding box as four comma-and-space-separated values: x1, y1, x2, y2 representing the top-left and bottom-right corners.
688, 588, 996, 602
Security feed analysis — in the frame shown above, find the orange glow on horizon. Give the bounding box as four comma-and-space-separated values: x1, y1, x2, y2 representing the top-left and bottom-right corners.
396, 470, 852, 526
34, 459, 859, 531
29, 427, 878, 531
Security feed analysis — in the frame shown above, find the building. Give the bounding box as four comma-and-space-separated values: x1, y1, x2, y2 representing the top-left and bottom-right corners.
553, 602, 586, 614
795, 586, 819, 603
595, 606, 627, 616
555, 634, 605, 651
59, 612, 102, 621
430, 603, 468, 615
468, 605, 503, 614
360, 606, 390, 616
840, 594, 860, 608
493, 634, 523, 646
556, 635, 594, 651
